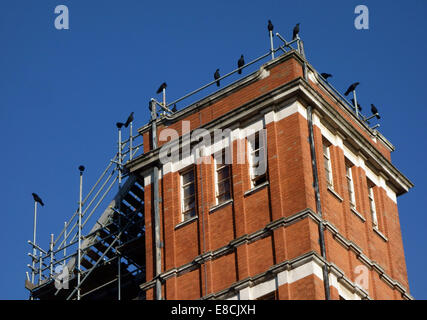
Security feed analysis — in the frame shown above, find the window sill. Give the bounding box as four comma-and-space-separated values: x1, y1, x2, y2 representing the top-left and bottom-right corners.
327, 187, 343, 202
244, 181, 269, 197
174, 215, 198, 230
209, 199, 233, 214
350, 207, 366, 222
373, 227, 388, 242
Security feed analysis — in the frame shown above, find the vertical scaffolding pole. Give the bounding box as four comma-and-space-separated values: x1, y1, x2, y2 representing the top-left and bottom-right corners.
117, 126, 122, 300
38, 252, 43, 285
129, 121, 133, 161
49, 234, 54, 278
31, 201, 37, 283
63, 222, 67, 265
269, 30, 274, 59
162, 88, 166, 109
77, 166, 84, 300
353, 90, 359, 118
150, 99, 162, 300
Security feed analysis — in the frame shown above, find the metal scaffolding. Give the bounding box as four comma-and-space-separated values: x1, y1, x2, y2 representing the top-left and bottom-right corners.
25, 28, 379, 300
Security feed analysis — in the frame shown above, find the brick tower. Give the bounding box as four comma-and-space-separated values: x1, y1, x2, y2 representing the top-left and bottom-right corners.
126, 49, 413, 300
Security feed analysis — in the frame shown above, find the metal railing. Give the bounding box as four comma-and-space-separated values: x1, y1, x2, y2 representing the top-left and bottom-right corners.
27, 123, 143, 292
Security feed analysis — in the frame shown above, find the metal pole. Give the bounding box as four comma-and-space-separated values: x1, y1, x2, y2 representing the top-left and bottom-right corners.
150, 99, 162, 300
269, 30, 274, 59
306, 105, 331, 300
117, 127, 122, 300
353, 90, 359, 118
38, 252, 43, 285
77, 166, 84, 300
162, 88, 166, 108
63, 222, 67, 265
129, 122, 133, 161
49, 234, 54, 278
31, 201, 37, 283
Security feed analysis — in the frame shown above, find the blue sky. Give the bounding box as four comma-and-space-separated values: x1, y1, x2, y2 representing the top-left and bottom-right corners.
0, 1, 425, 299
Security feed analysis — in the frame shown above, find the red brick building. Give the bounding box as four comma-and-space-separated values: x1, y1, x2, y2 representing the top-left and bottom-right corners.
127, 50, 413, 300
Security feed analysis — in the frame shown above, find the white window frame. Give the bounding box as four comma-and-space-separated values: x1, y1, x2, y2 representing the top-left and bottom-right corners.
214, 150, 232, 205
180, 167, 196, 222
323, 142, 334, 189
346, 164, 356, 208
247, 131, 267, 188
368, 185, 378, 228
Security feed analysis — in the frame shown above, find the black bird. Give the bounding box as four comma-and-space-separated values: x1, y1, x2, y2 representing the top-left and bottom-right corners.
156, 82, 167, 94
344, 82, 360, 96
32, 193, 44, 206
268, 20, 274, 33
371, 104, 381, 119
172, 104, 177, 112
79, 165, 85, 172
237, 55, 245, 74
351, 98, 362, 111
292, 23, 300, 40
116, 122, 125, 129
124, 112, 134, 128
214, 69, 220, 87
321, 73, 332, 80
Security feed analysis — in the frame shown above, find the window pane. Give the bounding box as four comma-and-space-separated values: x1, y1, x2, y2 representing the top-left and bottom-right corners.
183, 184, 194, 198
182, 170, 194, 185
217, 192, 231, 203
218, 180, 230, 195
217, 166, 230, 181
183, 208, 196, 220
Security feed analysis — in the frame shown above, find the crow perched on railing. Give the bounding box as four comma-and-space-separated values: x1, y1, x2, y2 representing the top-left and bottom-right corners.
293, 23, 300, 40
32, 193, 44, 206
268, 20, 274, 33
371, 104, 381, 119
321, 73, 332, 80
237, 55, 245, 74
156, 82, 167, 94
344, 82, 360, 96
214, 69, 220, 87
124, 112, 134, 128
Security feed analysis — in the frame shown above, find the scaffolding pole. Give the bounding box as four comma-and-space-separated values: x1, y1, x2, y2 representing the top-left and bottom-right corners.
77, 166, 84, 300
117, 126, 122, 300
150, 99, 162, 300
31, 201, 37, 284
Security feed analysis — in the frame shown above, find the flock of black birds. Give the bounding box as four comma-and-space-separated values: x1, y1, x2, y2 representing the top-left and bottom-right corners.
30, 20, 383, 210
151, 20, 380, 120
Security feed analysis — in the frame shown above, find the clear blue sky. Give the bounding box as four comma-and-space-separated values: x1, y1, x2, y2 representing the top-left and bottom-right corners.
0, 0, 425, 300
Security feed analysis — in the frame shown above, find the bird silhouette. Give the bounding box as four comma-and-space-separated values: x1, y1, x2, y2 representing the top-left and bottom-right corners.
79, 165, 85, 172
293, 23, 300, 40
351, 98, 362, 111
116, 122, 125, 129
172, 104, 177, 112
321, 73, 332, 80
214, 69, 220, 87
268, 20, 274, 33
371, 104, 381, 119
156, 82, 167, 94
32, 193, 44, 206
124, 112, 134, 128
344, 82, 360, 96
237, 55, 245, 74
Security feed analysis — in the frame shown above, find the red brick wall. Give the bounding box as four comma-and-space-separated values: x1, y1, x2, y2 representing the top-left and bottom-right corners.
139, 54, 409, 300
